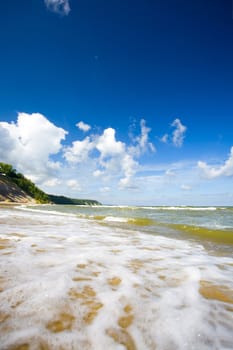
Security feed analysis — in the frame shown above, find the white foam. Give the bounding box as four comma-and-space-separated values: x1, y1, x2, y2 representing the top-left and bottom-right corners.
0, 207, 233, 350
140, 206, 218, 211
17, 205, 78, 218
103, 216, 129, 223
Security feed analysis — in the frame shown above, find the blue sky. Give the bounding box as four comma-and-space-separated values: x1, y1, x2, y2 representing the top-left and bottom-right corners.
0, 0, 232, 205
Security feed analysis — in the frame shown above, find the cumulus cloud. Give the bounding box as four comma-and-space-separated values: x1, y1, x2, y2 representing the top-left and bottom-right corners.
0, 126, 15, 152
96, 128, 125, 159
0, 113, 156, 196
95, 128, 140, 188
76, 121, 91, 132
64, 124, 145, 189
198, 147, 233, 179
171, 118, 187, 147
44, 0, 70, 16
64, 137, 94, 164
0, 112, 67, 183
119, 154, 139, 189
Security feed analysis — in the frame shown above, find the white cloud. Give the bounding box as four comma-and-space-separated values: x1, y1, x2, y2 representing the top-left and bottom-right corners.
1, 113, 232, 205
66, 179, 81, 190
43, 178, 61, 187
95, 128, 140, 188
119, 154, 139, 189
137, 119, 155, 153
160, 134, 168, 143
44, 0, 70, 15
129, 119, 155, 156
64, 137, 94, 164
165, 169, 176, 177
96, 128, 125, 159
93, 169, 104, 177
159, 119, 187, 147
64, 125, 142, 189
171, 118, 187, 147
181, 184, 191, 191
100, 187, 110, 193
0, 112, 67, 183
0, 126, 16, 152
198, 147, 233, 179
76, 121, 91, 132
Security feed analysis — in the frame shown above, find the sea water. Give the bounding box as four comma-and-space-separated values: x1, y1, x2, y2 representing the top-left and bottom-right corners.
0, 205, 233, 350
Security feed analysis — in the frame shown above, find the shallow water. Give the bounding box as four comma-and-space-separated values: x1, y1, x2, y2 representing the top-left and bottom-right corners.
0, 205, 233, 350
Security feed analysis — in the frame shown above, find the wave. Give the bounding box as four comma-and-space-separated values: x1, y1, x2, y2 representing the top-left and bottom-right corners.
16, 205, 233, 245
99, 205, 230, 211
97, 205, 230, 211
92, 215, 154, 226
103, 216, 129, 223
140, 206, 221, 211
92, 214, 233, 244
17, 205, 80, 218
78, 205, 136, 209
168, 223, 233, 245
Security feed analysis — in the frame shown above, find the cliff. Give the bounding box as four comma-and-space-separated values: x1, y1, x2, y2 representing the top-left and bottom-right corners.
0, 174, 35, 203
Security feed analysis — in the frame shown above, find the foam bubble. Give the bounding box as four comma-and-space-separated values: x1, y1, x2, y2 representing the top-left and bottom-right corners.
103, 216, 129, 223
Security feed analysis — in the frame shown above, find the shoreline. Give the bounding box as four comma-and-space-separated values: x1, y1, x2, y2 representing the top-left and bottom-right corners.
0, 201, 35, 207
0, 202, 22, 206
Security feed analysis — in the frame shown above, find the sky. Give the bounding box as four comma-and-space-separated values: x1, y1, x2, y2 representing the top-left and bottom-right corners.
0, 0, 232, 206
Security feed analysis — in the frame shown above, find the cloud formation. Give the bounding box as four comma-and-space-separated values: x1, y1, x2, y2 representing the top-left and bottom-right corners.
0, 112, 67, 183
1, 112, 232, 205
160, 118, 187, 147
64, 127, 138, 188
96, 128, 126, 159
44, 0, 71, 16
171, 118, 187, 147
64, 119, 154, 189
130, 119, 155, 156
160, 133, 168, 144
66, 179, 82, 191
181, 184, 191, 190
76, 121, 91, 132
64, 137, 94, 164
198, 147, 233, 179
1, 113, 151, 192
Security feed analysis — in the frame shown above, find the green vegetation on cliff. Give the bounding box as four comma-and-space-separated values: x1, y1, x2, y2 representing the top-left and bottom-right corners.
0, 162, 101, 205
0, 163, 49, 203
48, 194, 100, 205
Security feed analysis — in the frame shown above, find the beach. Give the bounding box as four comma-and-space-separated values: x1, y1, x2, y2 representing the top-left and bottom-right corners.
0, 205, 233, 350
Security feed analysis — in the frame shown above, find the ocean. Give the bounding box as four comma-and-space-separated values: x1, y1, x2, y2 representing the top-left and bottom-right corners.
0, 204, 233, 350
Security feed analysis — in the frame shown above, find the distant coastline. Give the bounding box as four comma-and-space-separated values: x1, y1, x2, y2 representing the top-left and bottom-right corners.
0, 162, 101, 206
